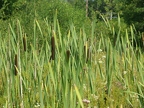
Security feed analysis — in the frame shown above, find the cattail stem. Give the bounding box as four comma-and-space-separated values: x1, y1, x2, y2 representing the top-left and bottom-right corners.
14, 54, 18, 76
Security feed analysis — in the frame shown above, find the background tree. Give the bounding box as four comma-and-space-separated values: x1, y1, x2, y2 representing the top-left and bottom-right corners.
0, 0, 18, 20
84, 0, 122, 20
122, 0, 144, 32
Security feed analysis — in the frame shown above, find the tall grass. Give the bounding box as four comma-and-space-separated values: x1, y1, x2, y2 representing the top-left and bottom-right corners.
0, 14, 144, 108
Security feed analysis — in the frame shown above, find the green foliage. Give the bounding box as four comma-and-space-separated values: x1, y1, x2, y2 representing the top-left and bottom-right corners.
0, 12, 144, 107
84, 0, 122, 20
122, 0, 144, 32
0, 1, 144, 107
5, 0, 91, 50
13, 0, 89, 33
0, 0, 18, 19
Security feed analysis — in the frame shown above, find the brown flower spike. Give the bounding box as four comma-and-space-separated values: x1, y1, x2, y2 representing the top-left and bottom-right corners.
23, 35, 27, 52
50, 36, 55, 60
14, 54, 18, 76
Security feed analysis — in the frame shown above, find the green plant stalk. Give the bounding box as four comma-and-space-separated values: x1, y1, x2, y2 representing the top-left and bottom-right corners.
105, 38, 113, 95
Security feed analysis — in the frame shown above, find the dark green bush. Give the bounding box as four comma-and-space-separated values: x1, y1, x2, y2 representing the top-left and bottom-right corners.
0, 0, 18, 20
11, 0, 90, 34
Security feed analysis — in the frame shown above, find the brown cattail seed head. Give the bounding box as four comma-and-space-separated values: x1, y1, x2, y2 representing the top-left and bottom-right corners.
23, 35, 27, 52
51, 36, 55, 60
87, 48, 90, 62
84, 45, 86, 57
14, 54, 18, 76
86, 45, 92, 62
84, 42, 88, 62
84, 45, 87, 60
66, 50, 70, 62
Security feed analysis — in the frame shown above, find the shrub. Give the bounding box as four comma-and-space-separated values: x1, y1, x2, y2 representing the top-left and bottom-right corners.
11, 0, 90, 34
0, 0, 18, 20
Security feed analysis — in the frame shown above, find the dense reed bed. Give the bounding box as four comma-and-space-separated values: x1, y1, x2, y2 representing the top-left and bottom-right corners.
0, 16, 144, 108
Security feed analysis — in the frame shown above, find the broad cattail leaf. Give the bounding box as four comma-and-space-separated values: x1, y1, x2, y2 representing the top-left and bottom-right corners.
74, 84, 84, 108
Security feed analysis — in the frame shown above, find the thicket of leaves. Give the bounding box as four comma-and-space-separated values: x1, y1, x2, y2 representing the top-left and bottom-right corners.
0, 0, 18, 19
122, 0, 144, 32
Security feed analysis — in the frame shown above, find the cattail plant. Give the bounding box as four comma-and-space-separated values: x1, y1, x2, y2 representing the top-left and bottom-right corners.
50, 36, 55, 60
14, 54, 18, 76
23, 34, 27, 52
